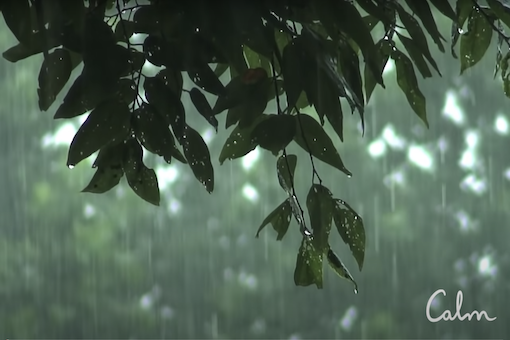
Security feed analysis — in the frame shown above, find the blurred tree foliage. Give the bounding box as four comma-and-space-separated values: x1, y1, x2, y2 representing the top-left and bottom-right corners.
1, 0, 510, 289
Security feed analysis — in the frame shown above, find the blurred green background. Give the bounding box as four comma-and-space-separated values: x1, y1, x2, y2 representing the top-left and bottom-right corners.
0, 9, 508, 339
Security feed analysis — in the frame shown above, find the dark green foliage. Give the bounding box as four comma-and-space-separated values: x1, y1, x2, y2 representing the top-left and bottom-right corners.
2, 0, 509, 290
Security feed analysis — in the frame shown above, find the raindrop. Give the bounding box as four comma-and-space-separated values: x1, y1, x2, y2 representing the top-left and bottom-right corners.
68, 164, 75, 169
353, 288, 358, 294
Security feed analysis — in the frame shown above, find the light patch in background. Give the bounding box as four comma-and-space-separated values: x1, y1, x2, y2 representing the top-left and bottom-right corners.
42, 122, 77, 148
459, 150, 476, 170
242, 149, 260, 171
407, 145, 434, 170
167, 199, 181, 214
465, 130, 479, 148
383, 59, 394, 74
156, 166, 179, 190
478, 255, 497, 278
201, 127, 215, 144
460, 174, 487, 195
442, 91, 465, 125
367, 139, 386, 158
339, 306, 358, 332
381, 124, 406, 150
242, 183, 259, 202
494, 114, 509, 135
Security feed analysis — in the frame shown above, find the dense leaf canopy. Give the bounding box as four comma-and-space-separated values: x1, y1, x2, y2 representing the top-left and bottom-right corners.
1, 0, 508, 289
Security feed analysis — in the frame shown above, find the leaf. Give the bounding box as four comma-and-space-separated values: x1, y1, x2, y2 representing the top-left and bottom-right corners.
392, 50, 429, 128
219, 114, 269, 164
155, 68, 183, 99
451, 0, 475, 58
337, 39, 365, 111
397, 33, 433, 78
255, 199, 292, 240
396, 5, 441, 75
276, 154, 297, 193
188, 62, 226, 96
189, 88, 218, 132
404, 0, 445, 52
429, 0, 456, 20
333, 198, 366, 271
2, 0, 32, 45
364, 38, 391, 104
306, 184, 334, 253
182, 126, 214, 193
251, 114, 296, 156
144, 76, 186, 142
214, 63, 229, 77
67, 99, 131, 167
460, 9, 494, 74
326, 247, 358, 293
133, 103, 185, 164
294, 237, 324, 289
122, 139, 160, 206
82, 142, 125, 194
281, 40, 305, 109
487, 0, 510, 28
37, 48, 73, 111
115, 78, 137, 105
293, 114, 352, 177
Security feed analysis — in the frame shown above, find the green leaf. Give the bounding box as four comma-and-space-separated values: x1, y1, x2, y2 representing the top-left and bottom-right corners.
392, 50, 429, 128
219, 114, 269, 164
333, 199, 366, 271
155, 68, 183, 99
122, 139, 160, 206
404, 0, 445, 52
293, 114, 352, 177
67, 99, 131, 167
82, 142, 125, 194
460, 9, 494, 74
214, 63, 229, 77
3, 41, 44, 63
255, 199, 292, 240
115, 78, 137, 106
144, 76, 186, 142
337, 39, 365, 111
396, 5, 441, 75
276, 154, 297, 193
364, 38, 391, 104
281, 40, 305, 109
189, 88, 218, 132
429, 0, 456, 21
188, 62, 226, 96
326, 247, 358, 293
37, 48, 73, 111
251, 114, 296, 156
487, 0, 510, 28
133, 103, 185, 164
397, 33, 433, 78
294, 237, 324, 289
2, 0, 32, 45
306, 184, 334, 253
182, 126, 214, 193
452, 0, 474, 58
357, 0, 394, 28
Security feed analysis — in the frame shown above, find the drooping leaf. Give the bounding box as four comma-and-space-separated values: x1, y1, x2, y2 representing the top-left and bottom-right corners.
188, 62, 226, 96
251, 114, 296, 156
2, 0, 32, 45
67, 99, 131, 167
115, 78, 137, 105
37, 48, 73, 111
133, 103, 186, 164
429, 0, 456, 21
460, 9, 494, 74
276, 154, 297, 193
82, 142, 125, 194
189, 88, 218, 132
326, 247, 358, 293
333, 199, 366, 271
181, 126, 214, 193
397, 33, 433, 79
364, 38, 391, 104
219, 114, 270, 164
306, 184, 334, 253
281, 40, 305, 109
293, 113, 352, 176
392, 50, 429, 128
155, 68, 183, 99
144, 76, 186, 142
294, 237, 324, 289
404, 0, 445, 52
122, 139, 160, 206
487, 0, 510, 28
255, 199, 292, 240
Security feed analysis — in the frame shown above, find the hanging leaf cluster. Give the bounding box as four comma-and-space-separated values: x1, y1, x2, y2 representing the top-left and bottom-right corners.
2, 0, 509, 289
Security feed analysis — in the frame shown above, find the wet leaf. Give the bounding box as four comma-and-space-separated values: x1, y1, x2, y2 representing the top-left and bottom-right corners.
144, 76, 186, 142
397, 33, 433, 78
277, 154, 297, 193
133, 103, 185, 164
219, 114, 269, 164
188, 63, 226, 96
313, 68, 345, 141
38, 48, 73, 111
326, 247, 358, 293
182, 126, 214, 193
429, 0, 456, 20
404, 0, 445, 52
460, 9, 494, 74
294, 237, 323, 289
306, 184, 334, 253
255, 199, 292, 240
364, 38, 391, 104
333, 199, 366, 271
487, 0, 510, 28
122, 139, 160, 206
392, 50, 429, 128
281, 40, 305, 109
115, 78, 137, 105
155, 68, 183, 99
251, 114, 296, 156
67, 99, 131, 167
82, 142, 125, 194
2, 0, 32, 45
189, 88, 218, 132
293, 113, 352, 176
